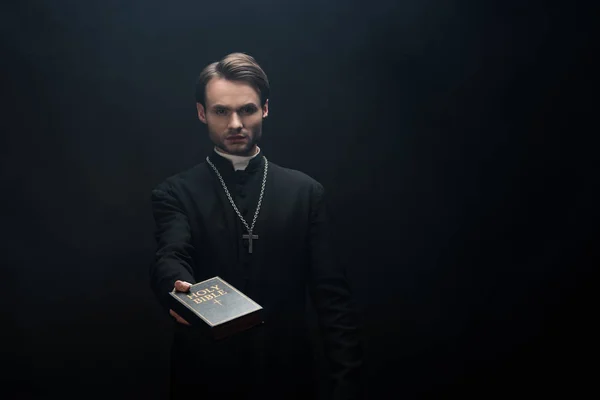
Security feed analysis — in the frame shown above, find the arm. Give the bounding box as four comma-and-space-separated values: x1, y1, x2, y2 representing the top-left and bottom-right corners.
150, 184, 197, 311
308, 183, 364, 400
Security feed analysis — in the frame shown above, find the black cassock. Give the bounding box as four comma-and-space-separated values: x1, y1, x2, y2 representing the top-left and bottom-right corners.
150, 151, 363, 400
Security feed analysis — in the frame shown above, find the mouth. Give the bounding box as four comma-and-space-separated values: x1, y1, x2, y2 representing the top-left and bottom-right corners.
226, 135, 247, 143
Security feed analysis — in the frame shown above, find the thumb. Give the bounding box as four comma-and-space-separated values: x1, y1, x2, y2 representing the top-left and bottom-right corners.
174, 280, 192, 292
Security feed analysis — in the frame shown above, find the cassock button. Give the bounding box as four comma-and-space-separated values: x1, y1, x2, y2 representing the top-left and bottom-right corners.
238, 191, 246, 198
235, 171, 248, 184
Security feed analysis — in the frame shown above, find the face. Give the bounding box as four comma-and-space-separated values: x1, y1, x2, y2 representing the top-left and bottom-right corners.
197, 77, 268, 156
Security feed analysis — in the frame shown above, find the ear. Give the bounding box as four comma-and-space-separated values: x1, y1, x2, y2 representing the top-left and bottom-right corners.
197, 103, 207, 124
262, 99, 269, 118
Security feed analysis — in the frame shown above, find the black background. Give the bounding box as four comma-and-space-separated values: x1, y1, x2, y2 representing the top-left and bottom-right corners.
1, 1, 595, 399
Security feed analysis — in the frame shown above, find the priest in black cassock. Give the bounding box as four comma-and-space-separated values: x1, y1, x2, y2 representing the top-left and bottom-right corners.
149, 53, 363, 400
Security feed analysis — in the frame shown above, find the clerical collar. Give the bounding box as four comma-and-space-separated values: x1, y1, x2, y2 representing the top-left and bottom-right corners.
213, 146, 261, 171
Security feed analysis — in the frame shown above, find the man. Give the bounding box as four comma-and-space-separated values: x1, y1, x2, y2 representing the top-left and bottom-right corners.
150, 52, 363, 399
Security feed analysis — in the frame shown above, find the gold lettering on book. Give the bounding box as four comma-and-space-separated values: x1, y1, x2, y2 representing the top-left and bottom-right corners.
187, 285, 228, 305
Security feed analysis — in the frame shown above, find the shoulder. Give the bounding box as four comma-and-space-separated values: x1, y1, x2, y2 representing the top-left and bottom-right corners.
268, 161, 325, 194
152, 162, 209, 194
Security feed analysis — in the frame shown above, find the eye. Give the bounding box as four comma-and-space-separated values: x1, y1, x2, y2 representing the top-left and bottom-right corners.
241, 106, 257, 114
215, 108, 227, 116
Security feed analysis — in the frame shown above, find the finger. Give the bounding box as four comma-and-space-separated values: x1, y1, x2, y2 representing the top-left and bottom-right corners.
169, 309, 191, 326
174, 280, 191, 292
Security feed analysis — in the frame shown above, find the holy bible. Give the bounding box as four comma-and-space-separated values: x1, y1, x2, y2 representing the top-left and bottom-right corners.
169, 276, 263, 340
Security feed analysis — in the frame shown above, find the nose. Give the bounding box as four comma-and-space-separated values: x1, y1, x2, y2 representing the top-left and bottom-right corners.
228, 112, 243, 130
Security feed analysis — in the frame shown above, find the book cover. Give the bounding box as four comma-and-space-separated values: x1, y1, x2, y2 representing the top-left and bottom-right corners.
169, 276, 263, 340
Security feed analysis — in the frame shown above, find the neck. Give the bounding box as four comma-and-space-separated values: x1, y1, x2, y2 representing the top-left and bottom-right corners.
215, 145, 258, 157
214, 146, 261, 171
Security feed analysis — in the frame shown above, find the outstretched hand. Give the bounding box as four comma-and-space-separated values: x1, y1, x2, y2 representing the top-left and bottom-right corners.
170, 280, 192, 326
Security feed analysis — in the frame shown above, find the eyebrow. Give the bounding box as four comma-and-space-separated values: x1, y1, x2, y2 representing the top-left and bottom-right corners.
211, 103, 258, 111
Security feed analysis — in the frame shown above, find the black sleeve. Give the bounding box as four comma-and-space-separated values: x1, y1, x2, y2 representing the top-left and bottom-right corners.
149, 184, 197, 311
307, 182, 364, 400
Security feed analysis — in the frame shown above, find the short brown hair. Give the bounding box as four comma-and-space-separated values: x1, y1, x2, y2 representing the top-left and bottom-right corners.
195, 52, 270, 108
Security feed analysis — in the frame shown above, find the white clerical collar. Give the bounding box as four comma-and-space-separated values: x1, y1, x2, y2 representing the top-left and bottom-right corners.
214, 146, 261, 171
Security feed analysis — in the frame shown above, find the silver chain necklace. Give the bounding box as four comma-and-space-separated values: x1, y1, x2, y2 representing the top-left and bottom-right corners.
205, 155, 268, 254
